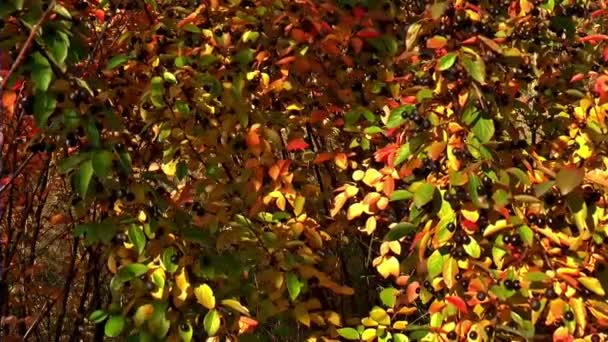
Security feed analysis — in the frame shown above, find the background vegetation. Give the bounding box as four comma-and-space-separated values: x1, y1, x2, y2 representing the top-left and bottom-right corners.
1, 0, 608, 341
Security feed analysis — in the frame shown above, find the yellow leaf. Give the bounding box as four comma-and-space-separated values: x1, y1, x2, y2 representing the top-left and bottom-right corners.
353, 170, 365, 181
276, 193, 286, 211
361, 216, 377, 235
389, 241, 401, 255
194, 284, 216, 309
461, 206, 479, 222
335, 153, 348, 170
377, 256, 400, 279
161, 160, 178, 176
294, 304, 310, 327
221, 299, 251, 316
134, 304, 155, 327
570, 297, 586, 335
175, 268, 190, 292
344, 185, 359, 198
370, 307, 391, 325
293, 196, 305, 216
330, 193, 347, 217
362, 169, 382, 187
579, 277, 606, 296
286, 103, 304, 111
392, 320, 408, 330
326, 311, 342, 326
362, 317, 378, 327
361, 328, 377, 341
347, 203, 364, 220
138, 210, 147, 223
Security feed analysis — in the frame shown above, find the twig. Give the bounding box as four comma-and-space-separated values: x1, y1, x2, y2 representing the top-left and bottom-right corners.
0, 1, 57, 90
23, 297, 58, 340
0, 152, 35, 196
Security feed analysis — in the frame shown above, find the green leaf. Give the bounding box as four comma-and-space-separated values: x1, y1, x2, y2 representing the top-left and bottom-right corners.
394, 142, 411, 166
116, 263, 148, 282
92, 150, 113, 180
430, 312, 443, 329
75, 160, 94, 197
128, 224, 146, 256
492, 189, 509, 208
53, 4, 72, 19
555, 167, 584, 195
203, 309, 221, 336
416, 88, 434, 102
384, 223, 417, 241
567, 194, 590, 238
518, 225, 534, 246
413, 182, 436, 208
507, 168, 531, 186
463, 238, 481, 258
379, 287, 399, 308
89, 310, 108, 324
461, 104, 480, 126
390, 190, 413, 201
525, 272, 549, 283
104, 315, 125, 337
105, 55, 131, 70
461, 54, 486, 84
387, 105, 414, 128
286, 272, 303, 302
427, 250, 444, 278
471, 116, 495, 143
438, 52, 457, 71
44, 29, 70, 68
31, 52, 53, 91
33, 92, 57, 128
162, 247, 179, 273
163, 71, 177, 84
468, 174, 488, 209
393, 333, 408, 342
337, 327, 360, 340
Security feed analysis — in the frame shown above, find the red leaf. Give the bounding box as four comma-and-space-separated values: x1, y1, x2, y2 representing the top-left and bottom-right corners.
92, 9, 105, 23
570, 73, 585, 83
353, 6, 366, 20
604, 46, 608, 62
461, 219, 477, 231
356, 28, 381, 39
445, 295, 469, 314
595, 75, 608, 103
287, 138, 309, 151
374, 143, 399, 167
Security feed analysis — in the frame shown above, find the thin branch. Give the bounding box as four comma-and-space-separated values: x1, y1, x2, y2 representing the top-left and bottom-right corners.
0, 1, 57, 90
23, 297, 59, 340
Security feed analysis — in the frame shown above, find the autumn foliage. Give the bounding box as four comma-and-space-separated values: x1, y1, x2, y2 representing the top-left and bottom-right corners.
2, 0, 608, 341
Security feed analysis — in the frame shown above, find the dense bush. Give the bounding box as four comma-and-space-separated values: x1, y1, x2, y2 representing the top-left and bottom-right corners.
2, 0, 608, 341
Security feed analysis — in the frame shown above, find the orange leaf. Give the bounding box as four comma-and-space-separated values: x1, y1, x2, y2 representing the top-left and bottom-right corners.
351, 37, 364, 54
1, 91, 16, 118
461, 36, 479, 45
291, 28, 310, 43
247, 125, 261, 147
406, 282, 420, 303
275, 55, 296, 66
314, 152, 334, 164
445, 295, 468, 314
429, 301, 446, 314
426, 36, 447, 49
